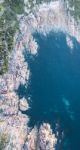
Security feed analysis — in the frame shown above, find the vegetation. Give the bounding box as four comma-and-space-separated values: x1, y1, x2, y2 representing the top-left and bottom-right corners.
66, 0, 80, 20
4, 0, 24, 14
0, 0, 24, 75
0, 132, 9, 150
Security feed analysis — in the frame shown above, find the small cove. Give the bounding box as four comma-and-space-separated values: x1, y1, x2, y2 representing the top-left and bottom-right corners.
17, 32, 80, 150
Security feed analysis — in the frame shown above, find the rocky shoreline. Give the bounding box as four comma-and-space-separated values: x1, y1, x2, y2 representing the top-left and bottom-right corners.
0, 0, 80, 149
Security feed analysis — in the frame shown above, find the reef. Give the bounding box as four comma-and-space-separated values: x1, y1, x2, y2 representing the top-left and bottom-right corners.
0, 0, 80, 149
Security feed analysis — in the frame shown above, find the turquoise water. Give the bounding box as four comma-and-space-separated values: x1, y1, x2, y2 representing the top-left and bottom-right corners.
18, 32, 80, 150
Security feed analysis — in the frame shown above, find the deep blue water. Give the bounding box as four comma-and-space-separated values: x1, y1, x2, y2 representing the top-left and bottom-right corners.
18, 32, 80, 150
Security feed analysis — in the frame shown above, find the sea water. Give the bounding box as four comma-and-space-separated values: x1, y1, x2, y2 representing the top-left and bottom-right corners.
17, 32, 80, 150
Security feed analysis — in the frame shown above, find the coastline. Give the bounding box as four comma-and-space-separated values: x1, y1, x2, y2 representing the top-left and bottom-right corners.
0, 0, 80, 149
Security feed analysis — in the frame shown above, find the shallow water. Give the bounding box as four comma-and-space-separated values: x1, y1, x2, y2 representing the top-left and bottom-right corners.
18, 32, 80, 150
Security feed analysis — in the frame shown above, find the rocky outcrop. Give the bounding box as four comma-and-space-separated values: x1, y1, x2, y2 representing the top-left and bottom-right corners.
38, 123, 57, 150
19, 97, 29, 111
25, 123, 57, 150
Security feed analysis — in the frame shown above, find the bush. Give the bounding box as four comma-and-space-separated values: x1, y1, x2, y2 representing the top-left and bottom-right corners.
0, 132, 9, 150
